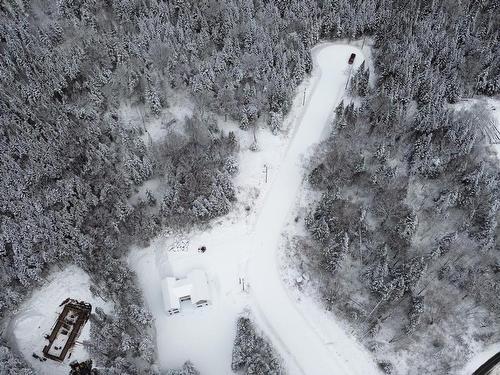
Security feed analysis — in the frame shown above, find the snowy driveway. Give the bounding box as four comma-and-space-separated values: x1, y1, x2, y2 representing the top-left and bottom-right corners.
246, 43, 380, 375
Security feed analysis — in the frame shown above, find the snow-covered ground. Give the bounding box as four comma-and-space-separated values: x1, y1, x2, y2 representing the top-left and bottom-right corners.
127, 81, 309, 374
127, 93, 309, 374
459, 343, 500, 375
129, 42, 381, 375
9, 266, 112, 375
120, 99, 195, 147
453, 97, 500, 158
487, 97, 500, 158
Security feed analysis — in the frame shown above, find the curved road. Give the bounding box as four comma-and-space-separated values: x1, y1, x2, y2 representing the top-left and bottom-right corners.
247, 44, 380, 375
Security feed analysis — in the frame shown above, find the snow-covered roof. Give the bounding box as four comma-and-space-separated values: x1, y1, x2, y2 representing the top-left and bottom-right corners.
161, 277, 181, 311
161, 270, 210, 313
188, 269, 210, 305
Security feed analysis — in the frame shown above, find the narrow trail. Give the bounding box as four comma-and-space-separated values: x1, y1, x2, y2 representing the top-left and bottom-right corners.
247, 43, 379, 375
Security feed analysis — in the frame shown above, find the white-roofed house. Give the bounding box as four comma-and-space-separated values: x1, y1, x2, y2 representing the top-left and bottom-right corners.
161, 269, 210, 315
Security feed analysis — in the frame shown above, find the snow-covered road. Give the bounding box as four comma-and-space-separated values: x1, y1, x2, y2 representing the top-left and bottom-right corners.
130, 43, 381, 375
247, 43, 380, 375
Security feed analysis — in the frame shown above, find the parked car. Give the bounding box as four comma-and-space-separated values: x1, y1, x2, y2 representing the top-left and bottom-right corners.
348, 53, 356, 64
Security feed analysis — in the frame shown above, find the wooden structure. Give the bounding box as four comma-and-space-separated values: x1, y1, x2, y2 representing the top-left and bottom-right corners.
42, 299, 92, 362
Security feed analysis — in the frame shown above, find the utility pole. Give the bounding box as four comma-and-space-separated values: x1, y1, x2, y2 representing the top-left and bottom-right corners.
264, 164, 268, 183
302, 88, 306, 106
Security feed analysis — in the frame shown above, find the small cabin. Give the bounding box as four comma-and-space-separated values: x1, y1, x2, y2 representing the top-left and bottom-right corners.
161, 270, 210, 315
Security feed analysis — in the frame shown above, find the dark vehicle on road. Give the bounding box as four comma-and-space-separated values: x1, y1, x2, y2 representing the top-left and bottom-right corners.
348, 53, 356, 64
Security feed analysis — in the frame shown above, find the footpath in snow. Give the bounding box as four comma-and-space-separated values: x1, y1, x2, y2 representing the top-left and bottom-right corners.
130, 43, 380, 375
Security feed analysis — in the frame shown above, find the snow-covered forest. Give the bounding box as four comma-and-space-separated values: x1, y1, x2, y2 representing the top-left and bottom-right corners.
298, 1, 500, 374
0, 0, 498, 374
231, 317, 283, 375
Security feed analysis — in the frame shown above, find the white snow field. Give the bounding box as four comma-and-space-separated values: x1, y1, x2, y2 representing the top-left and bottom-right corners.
9, 266, 112, 375
130, 42, 380, 375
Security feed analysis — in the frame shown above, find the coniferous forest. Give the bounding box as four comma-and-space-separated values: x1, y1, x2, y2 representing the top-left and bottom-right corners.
300, 1, 499, 373
0, 0, 498, 374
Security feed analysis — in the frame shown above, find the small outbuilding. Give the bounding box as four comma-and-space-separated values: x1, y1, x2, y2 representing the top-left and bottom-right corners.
161, 270, 210, 315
